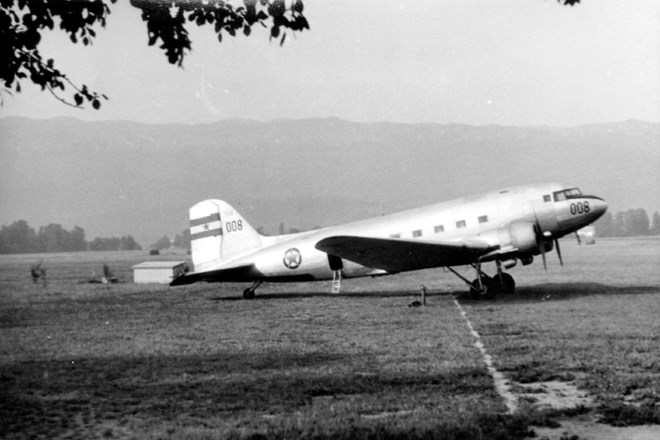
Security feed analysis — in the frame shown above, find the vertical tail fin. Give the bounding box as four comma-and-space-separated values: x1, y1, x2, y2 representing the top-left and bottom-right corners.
189, 199, 262, 272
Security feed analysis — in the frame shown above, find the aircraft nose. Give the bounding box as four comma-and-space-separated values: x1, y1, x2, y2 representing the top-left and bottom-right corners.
590, 197, 608, 219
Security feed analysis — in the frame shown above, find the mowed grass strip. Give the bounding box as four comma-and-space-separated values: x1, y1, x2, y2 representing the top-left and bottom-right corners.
1, 256, 522, 440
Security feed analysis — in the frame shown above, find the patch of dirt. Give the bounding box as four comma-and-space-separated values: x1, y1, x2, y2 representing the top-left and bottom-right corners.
531, 414, 660, 440
517, 381, 660, 440
515, 380, 593, 411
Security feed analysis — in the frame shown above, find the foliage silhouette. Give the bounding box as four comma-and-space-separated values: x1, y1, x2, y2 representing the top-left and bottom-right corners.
1, 0, 309, 108
1, 1, 584, 109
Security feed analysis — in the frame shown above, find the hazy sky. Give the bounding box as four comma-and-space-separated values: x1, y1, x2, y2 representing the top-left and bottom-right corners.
2, 0, 659, 126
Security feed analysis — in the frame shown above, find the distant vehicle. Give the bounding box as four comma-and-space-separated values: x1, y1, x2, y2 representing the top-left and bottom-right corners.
171, 183, 607, 299
577, 225, 596, 245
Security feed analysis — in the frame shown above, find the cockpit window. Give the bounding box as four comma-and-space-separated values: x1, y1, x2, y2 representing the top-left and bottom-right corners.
553, 188, 582, 202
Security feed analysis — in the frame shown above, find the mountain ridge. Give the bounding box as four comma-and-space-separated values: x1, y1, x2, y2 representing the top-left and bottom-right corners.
1, 117, 658, 245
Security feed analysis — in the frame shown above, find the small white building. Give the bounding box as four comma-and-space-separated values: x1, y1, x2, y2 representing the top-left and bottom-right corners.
577, 225, 596, 245
132, 261, 187, 284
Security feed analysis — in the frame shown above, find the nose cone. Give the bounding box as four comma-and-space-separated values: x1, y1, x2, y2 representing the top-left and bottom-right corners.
590, 197, 608, 220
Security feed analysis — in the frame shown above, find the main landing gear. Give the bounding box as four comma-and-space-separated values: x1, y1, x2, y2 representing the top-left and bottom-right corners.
243, 280, 263, 299
446, 261, 516, 299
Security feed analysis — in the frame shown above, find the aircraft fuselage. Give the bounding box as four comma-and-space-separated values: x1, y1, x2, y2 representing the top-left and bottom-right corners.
192, 183, 606, 283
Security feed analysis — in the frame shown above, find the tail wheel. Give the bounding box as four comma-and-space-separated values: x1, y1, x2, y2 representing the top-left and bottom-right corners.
494, 273, 515, 294
243, 288, 255, 300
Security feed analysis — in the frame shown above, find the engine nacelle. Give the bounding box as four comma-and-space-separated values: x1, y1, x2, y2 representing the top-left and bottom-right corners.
479, 222, 550, 260
508, 222, 539, 253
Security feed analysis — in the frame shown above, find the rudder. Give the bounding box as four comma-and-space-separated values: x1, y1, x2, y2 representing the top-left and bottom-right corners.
189, 199, 262, 272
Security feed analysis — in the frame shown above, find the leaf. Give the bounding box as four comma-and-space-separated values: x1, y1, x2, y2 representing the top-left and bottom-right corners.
280, 31, 286, 46
74, 93, 83, 106
243, 24, 251, 36
270, 25, 279, 39
92, 99, 100, 110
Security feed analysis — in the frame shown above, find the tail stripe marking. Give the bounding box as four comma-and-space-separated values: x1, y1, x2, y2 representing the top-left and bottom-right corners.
190, 213, 221, 227
190, 228, 222, 241
190, 212, 223, 240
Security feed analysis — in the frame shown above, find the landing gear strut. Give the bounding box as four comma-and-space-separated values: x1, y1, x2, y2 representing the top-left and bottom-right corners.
469, 263, 495, 299
243, 280, 263, 299
493, 260, 515, 294
445, 261, 516, 299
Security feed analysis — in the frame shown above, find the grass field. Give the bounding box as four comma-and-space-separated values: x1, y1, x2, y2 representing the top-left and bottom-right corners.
1, 237, 659, 439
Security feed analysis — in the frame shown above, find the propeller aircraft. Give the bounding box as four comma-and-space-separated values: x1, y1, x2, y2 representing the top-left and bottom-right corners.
170, 183, 607, 299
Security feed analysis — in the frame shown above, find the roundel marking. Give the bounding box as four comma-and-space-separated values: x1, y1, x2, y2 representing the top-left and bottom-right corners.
283, 248, 302, 269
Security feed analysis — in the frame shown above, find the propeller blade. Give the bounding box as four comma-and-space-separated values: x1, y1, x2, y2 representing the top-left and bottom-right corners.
575, 232, 582, 245
555, 238, 563, 266
533, 209, 547, 272
540, 241, 547, 271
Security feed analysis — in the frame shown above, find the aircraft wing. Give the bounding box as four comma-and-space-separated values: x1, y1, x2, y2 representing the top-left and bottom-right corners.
315, 235, 495, 273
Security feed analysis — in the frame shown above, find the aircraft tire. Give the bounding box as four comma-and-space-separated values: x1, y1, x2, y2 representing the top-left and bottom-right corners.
243, 288, 255, 300
494, 273, 515, 294
470, 278, 495, 300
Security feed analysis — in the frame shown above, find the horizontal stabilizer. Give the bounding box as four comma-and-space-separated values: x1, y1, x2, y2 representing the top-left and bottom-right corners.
315, 236, 494, 272
170, 264, 261, 286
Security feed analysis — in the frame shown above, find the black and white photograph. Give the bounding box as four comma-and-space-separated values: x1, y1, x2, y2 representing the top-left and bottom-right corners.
1, 1, 659, 439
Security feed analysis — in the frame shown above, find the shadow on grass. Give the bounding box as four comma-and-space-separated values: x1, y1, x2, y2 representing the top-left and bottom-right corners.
455, 282, 659, 305
223, 412, 537, 440
598, 400, 660, 426
211, 290, 453, 301
0, 352, 493, 439
209, 281, 659, 303
209, 290, 452, 301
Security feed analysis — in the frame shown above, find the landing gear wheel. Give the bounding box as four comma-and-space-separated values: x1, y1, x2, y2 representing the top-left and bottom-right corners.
494, 273, 515, 294
243, 288, 255, 300
242, 280, 262, 299
470, 277, 495, 300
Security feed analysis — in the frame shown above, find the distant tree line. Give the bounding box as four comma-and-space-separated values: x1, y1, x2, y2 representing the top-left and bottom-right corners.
0, 220, 141, 254
594, 209, 660, 237
88, 235, 142, 252
147, 231, 190, 251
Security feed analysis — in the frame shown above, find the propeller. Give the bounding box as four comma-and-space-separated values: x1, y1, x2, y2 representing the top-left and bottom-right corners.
575, 232, 582, 245
533, 221, 547, 271
533, 211, 548, 271
533, 209, 565, 270
554, 238, 563, 266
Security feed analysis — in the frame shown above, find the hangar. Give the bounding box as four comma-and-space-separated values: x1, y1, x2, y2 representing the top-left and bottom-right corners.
132, 261, 188, 284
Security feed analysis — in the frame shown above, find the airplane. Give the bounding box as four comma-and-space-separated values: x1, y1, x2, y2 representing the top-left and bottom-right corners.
170, 183, 607, 299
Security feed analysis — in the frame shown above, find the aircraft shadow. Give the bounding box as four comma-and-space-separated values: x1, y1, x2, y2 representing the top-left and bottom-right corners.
211, 291, 452, 302
455, 282, 659, 305
211, 282, 658, 303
